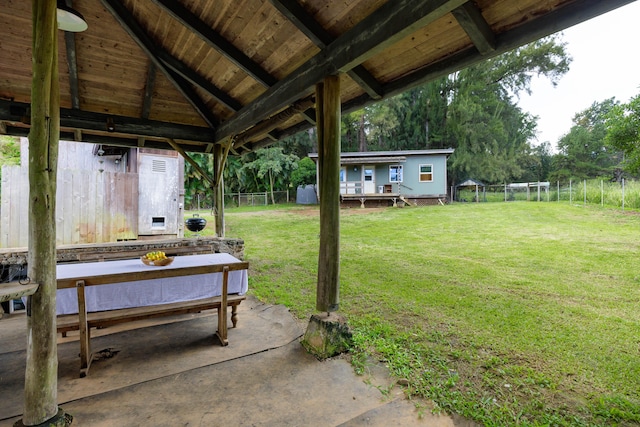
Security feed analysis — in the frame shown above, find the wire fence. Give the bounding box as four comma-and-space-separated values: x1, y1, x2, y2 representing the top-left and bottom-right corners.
224, 190, 291, 208
455, 179, 640, 210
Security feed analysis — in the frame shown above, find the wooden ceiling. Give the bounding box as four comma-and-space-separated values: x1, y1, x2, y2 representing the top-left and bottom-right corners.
0, 0, 635, 155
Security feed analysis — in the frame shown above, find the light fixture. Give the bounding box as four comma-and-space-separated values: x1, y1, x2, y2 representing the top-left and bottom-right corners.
106, 117, 115, 132
57, 1, 88, 32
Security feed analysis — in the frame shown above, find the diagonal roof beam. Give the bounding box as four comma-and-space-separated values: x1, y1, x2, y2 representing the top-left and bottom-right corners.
62, 0, 81, 111
214, 0, 467, 143
269, 0, 383, 100
141, 62, 157, 120
152, 0, 277, 88
245, 0, 638, 152
451, 1, 495, 55
261, 0, 636, 147
101, 0, 220, 127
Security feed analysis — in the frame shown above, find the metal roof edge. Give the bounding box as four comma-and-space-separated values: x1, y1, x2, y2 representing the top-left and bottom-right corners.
308, 148, 454, 158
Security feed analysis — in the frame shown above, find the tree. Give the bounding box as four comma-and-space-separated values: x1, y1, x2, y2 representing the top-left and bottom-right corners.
551, 98, 622, 182
183, 152, 214, 209
605, 93, 640, 173
290, 157, 317, 189
241, 146, 299, 204
335, 36, 570, 185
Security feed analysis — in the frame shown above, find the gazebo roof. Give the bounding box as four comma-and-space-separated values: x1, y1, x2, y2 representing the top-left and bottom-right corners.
0, 0, 634, 155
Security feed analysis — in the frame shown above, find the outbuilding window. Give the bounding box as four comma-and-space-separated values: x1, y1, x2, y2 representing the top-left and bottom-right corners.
389, 165, 403, 183
419, 164, 433, 182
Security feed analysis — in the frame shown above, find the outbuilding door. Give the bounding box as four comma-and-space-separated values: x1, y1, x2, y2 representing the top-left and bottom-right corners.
363, 165, 375, 194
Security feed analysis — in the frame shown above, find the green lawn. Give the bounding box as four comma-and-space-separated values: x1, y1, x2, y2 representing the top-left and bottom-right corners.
188, 202, 640, 426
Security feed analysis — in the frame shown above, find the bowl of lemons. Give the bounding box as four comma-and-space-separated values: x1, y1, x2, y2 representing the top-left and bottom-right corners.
141, 251, 174, 266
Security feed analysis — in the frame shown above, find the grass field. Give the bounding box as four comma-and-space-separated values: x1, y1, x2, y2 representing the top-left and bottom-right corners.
187, 202, 640, 426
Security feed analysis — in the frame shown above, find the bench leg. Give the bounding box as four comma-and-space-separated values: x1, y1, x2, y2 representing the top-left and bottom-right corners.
77, 280, 94, 377
215, 267, 229, 346
231, 305, 239, 328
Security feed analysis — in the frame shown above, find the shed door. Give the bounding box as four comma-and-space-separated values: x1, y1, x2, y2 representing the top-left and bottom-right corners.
363, 166, 375, 194
138, 154, 179, 235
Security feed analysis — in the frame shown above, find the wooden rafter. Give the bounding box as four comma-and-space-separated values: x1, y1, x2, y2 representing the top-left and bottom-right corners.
268, 0, 384, 100
101, 0, 220, 127
214, 0, 467, 144
141, 62, 157, 120
63, 1, 81, 110
452, 2, 496, 55
245, 0, 638, 153
166, 138, 216, 187
152, 0, 277, 88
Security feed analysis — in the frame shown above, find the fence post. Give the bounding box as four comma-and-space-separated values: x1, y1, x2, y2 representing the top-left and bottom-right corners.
569, 180, 572, 204
557, 181, 559, 202
601, 180, 604, 207
622, 178, 625, 210
584, 180, 587, 206
537, 182, 541, 202
504, 183, 507, 202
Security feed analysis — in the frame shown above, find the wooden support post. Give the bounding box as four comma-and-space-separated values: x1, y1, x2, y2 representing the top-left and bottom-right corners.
316, 75, 341, 313
216, 266, 230, 345
76, 280, 93, 378
213, 143, 226, 237
22, 0, 68, 425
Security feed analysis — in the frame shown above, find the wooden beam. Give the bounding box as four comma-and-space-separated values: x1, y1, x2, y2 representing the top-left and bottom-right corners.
101, 0, 219, 127
268, 0, 383, 99
452, 2, 495, 55
166, 138, 216, 187
214, 0, 466, 144
63, 0, 81, 109
0, 99, 215, 143
316, 75, 340, 313
233, 97, 315, 149
141, 62, 157, 120
159, 51, 243, 112
153, 0, 277, 88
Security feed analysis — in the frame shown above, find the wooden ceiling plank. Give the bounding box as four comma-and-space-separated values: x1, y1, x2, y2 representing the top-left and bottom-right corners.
269, 0, 383, 99
214, 0, 466, 143
101, 0, 219, 128
141, 62, 157, 120
451, 1, 496, 55
152, 0, 277, 88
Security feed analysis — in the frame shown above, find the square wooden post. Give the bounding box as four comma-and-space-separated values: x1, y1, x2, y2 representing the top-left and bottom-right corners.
316, 75, 341, 313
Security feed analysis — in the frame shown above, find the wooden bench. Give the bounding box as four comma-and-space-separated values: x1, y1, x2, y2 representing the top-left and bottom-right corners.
56, 294, 246, 335
55, 254, 249, 377
0, 281, 39, 318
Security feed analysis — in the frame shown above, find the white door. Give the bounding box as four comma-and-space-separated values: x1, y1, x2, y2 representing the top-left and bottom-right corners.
363, 166, 375, 194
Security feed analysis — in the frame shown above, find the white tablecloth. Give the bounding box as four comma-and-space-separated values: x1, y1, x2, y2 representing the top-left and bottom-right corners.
55, 253, 248, 315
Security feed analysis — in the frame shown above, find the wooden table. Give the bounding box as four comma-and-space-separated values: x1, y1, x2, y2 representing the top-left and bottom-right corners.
56, 253, 249, 376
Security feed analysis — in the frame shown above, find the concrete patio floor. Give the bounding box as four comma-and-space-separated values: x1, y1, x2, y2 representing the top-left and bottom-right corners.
0, 296, 476, 426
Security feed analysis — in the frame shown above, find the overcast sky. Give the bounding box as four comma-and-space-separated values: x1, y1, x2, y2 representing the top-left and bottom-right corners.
517, 1, 640, 149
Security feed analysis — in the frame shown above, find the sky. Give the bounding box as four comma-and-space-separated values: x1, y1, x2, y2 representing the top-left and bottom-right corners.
517, 1, 640, 150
